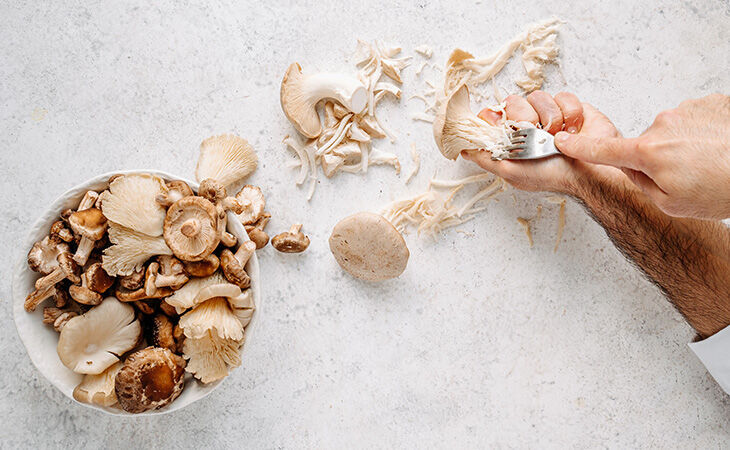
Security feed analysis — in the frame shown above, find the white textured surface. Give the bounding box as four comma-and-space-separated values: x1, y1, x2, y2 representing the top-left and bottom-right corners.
1, 0, 728, 448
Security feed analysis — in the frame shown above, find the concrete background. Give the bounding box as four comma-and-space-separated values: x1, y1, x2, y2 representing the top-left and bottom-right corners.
1, 0, 728, 448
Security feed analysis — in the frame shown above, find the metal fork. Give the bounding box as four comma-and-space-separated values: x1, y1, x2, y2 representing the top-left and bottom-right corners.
503, 128, 560, 160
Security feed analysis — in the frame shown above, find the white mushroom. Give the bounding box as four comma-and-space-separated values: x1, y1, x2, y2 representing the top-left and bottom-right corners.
102, 223, 173, 276
329, 212, 410, 281
433, 84, 510, 160
73, 361, 122, 407
179, 297, 244, 341
100, 174, 168, 236
195, 134, 258, 189
280, 62, 368, 139
57, 297, 141, 374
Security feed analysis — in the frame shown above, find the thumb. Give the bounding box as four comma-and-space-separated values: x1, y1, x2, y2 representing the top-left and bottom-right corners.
555, 132, 640, 169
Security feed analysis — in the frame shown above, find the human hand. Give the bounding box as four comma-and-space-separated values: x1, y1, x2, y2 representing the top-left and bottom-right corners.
554, 94, 730, 219
462, 91, 625, 197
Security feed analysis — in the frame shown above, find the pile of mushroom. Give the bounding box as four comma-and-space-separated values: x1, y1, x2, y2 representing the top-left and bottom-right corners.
281, 40, 409, 200
23, 133, 309, 413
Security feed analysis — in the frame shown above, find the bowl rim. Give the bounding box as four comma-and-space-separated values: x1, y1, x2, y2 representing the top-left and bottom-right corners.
11, 169, 261, 416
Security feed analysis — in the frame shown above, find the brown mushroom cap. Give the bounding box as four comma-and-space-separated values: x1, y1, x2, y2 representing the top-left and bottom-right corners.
114, 347, 186, 413
181, 253, 220, 278
163, 196, 219, 262
245, 227, 269, 249
271, 224, 310, 253
328, 212, 409, 281
85, 262, 114, 293
27, 236, 70, 274
68, 208, 108, 240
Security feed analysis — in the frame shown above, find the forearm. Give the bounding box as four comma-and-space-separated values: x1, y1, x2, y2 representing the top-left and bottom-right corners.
573, 174, 730, 338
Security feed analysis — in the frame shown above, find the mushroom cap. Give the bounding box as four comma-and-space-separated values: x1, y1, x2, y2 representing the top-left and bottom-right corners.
85, 262, 114, 293
271, 224, 310, 253
73, 361, 122, 407
328, 212, 409, 281
181, 253, 220, 278
57, 297, 142, 374
28, 236, 70, 274
114, 347, 186, 413
68, 208, 108, 240
195, 134, 258, 188
163, 196, 219, 262
164, 271, 240, 313
235, 185, 266, 225
179, 297, 244, 341
280, 63, 368, 139
100, 174, 168, 236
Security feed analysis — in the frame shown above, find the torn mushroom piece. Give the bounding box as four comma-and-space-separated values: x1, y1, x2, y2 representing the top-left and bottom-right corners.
115, 284, 173, 303
57, 297, 142, 374
198, 178, 243, 248
25, 252, 80, 312
219, 241, 256, 288
181, 253, 220, 278
68, 208, 108, 266
280, 63, 368, 139
235, 185, 265, 225
145, 256, 188, 297
155, 180, 194, 208
195, 134, 258, 189
271, 224, 310, 253
229, 289, 255, 328
163, 196, 219, 262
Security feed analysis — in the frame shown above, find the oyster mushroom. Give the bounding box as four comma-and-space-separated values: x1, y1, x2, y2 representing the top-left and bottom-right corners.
195, 134, 258, 189
271, 224, 310, 253
280, 63, 368, 139
100, 174, 168, 236
329, 212, 409, 281
182, 329, 241, 384
229, 289, 255, 328
164, 271, 241, 313
181, 253, 220, 278
115, 347, 186, 413
433, 84, 510, 160
57, 297, 142, 374
219, 241, 256, 288
103, 224, 173, 276
73, 361, 122, 407
68, 208, 108, 266
155, 180, 194, 208
179, 297, 244, 341
235, 185, 265, 225
163, 196, 219, 262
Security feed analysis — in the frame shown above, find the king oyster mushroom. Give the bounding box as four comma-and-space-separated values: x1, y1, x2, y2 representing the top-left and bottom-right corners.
100, 174, 168, 236
433, 84, 511, 160
163, 196, 219, 262
57, 297, 142, 375
280, 63, 368, 139
195, 134, 258, 189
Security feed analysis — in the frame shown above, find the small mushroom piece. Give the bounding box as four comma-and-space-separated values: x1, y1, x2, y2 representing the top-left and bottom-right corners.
163, 196, 219, 262
433, 84, 511, 160
158, 300, 179, 318
119, 268, 145, 290
245, 226, 269, 249
229, 289, 255, 328
114, 347, 186, 413
115, 285, 173, 303
25, 252, 81, 312
146, 256, 188, 292
181, 253, 219, 278
27, 236, 70, 275
198, 178, 243, 248
165, 271, 241, 313
69, 284, 103, 306
57, 297, 142, 374
134, 300, 156, 315
99, 174, 168, 236
195, 134, 258, 189
155, 180, 194, 208
280, 63, 368, 139
329, 212, 409, 281
235, 185, 265, 225
53, 284, 71, 308
49, 220, 74, 243
271, 224, 310, 253
219, 241, 256, 288
77, 190, 100, 211
43, 307, 79, 332
145, 314, 176, 351
73, 361, 122, 407
85, 262, 114, 293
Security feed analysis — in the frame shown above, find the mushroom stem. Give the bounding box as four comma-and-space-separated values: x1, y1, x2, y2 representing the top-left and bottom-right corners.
289, 224, 303, 234
74, 237, 95, 265
180, 219, 201, 238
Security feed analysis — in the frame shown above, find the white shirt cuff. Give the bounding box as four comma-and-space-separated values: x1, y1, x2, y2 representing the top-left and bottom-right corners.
688, 324, 730, 394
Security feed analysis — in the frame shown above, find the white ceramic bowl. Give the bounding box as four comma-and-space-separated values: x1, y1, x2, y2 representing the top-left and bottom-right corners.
11, 170, 260, 416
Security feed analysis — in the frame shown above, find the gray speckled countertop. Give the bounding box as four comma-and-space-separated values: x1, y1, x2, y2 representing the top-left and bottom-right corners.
1, 1, 728, 448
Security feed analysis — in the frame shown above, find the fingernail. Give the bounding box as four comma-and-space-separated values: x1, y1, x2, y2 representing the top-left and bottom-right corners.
555, 131, 570, 144
566, 126, 578, 134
